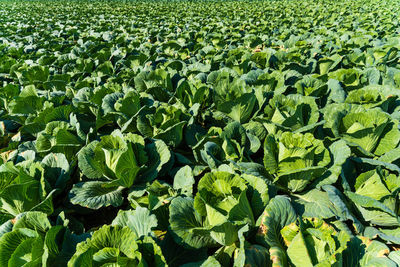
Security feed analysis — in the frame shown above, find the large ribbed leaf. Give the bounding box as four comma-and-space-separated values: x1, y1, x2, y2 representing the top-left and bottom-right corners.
69, 181, 124, 209
0, 228, 40, 266
255, 196, 297, 249
169, 197, 216, 249
112, 207, 158, 238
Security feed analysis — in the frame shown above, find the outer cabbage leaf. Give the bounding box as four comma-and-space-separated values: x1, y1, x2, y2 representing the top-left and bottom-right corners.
111, 207, 158, 238
169, 196, 217, 249
69, 181, 124, 209
255, 196, 297, 249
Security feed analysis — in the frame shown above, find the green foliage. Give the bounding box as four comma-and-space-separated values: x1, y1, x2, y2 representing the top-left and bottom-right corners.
1, 0, 400, 265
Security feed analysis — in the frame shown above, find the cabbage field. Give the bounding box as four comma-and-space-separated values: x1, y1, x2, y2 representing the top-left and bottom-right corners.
1, 0, 400, 265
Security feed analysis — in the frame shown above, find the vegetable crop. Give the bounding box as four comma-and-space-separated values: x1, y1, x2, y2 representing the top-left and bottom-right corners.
1, 0, 400, 266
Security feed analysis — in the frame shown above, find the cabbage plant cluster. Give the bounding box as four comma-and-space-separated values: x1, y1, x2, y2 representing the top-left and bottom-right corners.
1, 0, 400, 266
